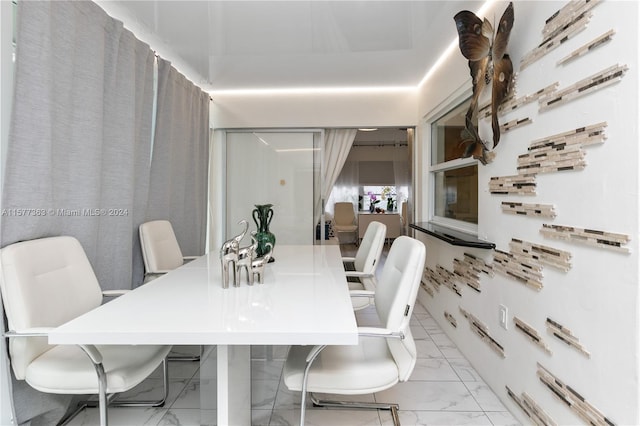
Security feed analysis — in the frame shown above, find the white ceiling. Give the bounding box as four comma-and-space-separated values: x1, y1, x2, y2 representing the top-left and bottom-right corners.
96, 1, 485, 93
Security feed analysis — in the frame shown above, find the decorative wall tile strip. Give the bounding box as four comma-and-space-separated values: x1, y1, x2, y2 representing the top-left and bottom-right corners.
493, 249, 544, 291
513, 317, 552, 355
543, 0, 601, 37
539, 64, 628, 112
529, 122, 607, 151
480, 83, 558, 119
453, 253, 493, 293
444, 311, 457, 328
438, 264, 462, 297
520, 0, 603, 70
460, 307, 506, 358
510, 239, 572, 271
501, 202, 557, 219
506, 386, 557, 426
537, 363, 615, 425
546, 318, 590, 358
490, 175, 537, 195
501, 117, 532, 133
517, 144, 586, 175
423, 267, 442, 291
557, 29, 615, 66
520, 12, 590, 70
421, 281, 435, 298
540, 224, 630, 253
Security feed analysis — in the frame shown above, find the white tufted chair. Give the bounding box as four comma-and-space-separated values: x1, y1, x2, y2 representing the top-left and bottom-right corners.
283, 236, 426, 426
0, 236, 171, 426
342, 220, 386, 310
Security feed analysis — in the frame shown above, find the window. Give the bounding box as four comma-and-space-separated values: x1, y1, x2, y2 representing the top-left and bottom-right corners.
427, 91, 478, 231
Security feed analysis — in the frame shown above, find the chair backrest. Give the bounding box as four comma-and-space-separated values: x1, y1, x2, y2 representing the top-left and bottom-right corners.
333, 202, 355, 226
0, 236, 103, 379
139, 220, 184, 273
353, 221, 386, 276
374, 236, 426, 381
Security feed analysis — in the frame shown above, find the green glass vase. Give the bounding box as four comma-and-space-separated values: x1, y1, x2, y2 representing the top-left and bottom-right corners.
252, 204, 276, 260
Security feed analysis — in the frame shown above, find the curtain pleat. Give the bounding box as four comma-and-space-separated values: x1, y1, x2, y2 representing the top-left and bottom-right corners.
2, 1, 154, 290
319, 128, 356, 221
1, 1, 155, 422
146, 58, 209, 258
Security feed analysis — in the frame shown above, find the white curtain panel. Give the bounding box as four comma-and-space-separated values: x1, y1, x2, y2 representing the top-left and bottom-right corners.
320, 128, 357, 220
1, 1, 155, 423
325, 160, 360, 217
1, 1, 155, 290
146, 58, 210, 258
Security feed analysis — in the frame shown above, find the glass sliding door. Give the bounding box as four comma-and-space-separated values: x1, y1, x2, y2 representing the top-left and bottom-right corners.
225, 131, 320, 246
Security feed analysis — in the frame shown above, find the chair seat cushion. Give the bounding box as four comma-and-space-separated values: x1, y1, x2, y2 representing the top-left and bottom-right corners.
333, 224, 358, 232
283, 337, 399, 395
25, 344, 171, 395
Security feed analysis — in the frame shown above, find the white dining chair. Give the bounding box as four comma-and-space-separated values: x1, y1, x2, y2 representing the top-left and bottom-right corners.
342, 220, 386, 310
283, 236, 426, 426
139, 219, 200, 362
0, 236, 172, 426
139, 220, 198, 282
333, 202, 358, 244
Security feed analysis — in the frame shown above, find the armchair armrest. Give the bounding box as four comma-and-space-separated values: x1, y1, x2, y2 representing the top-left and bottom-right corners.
102, 289, 130, 297
358, 327, 404, 339
349, 290, 375, 298
345, 271, 374, 279
4, 327, 55, 338
342, 257, 356, 263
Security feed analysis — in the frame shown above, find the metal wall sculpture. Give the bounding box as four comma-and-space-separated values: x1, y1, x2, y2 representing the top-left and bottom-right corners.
453, 2, 515, 163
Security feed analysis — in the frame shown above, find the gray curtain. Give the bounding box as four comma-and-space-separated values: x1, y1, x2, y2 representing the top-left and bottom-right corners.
1, 1, 155, 291
146, 58, 210, 258
1, 2, 154, 422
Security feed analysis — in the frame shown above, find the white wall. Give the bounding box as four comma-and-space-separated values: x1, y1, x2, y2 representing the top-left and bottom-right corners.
211, 89, 418, 129
415, 1, 639, 424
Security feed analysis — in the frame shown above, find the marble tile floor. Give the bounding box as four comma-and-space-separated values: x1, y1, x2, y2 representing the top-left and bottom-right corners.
66, 244, 521, 426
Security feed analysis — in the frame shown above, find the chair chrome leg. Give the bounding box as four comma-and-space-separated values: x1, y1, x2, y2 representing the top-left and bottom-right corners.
109, 357, 169, 407
300, 345, 327, 426
310, 393, 401, 426
168, 345, 201, 362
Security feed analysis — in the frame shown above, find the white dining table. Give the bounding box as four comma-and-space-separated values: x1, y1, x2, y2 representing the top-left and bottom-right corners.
49, 245, 358, 425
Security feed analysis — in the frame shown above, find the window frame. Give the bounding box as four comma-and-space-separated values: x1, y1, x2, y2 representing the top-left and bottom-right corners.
423, 84, 479, 235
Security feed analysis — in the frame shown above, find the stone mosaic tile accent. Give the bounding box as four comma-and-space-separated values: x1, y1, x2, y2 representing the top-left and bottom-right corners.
520, 0, 602, 70
537, 363, 615, 425
557, 29, 615, 66
546, 318, 590, 358
501, 117, 532, 134
480, 83, 558, 119
493, 249, 544, 291
540, 224, 630, 253
513, 317, 552, 355
489, 175, 536, 195
509, 238, 572, 272
444, 311, 457, 329
453, 253, 493, 293
501, 202, 557, 219
438, 264, 462, 297
459, 307, 505, 358
506, 386, 557, 426
421, 281, 435, 298
539, 64, 628, 112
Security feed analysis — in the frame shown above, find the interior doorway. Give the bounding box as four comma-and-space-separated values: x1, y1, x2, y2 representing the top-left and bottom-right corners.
325, 127, 414, 242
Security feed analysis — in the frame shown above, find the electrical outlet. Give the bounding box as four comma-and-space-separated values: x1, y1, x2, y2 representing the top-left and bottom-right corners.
499, 305, 508, 330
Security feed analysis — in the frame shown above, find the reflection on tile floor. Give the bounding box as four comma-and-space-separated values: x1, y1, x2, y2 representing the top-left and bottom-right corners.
67, 244, 520, 426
